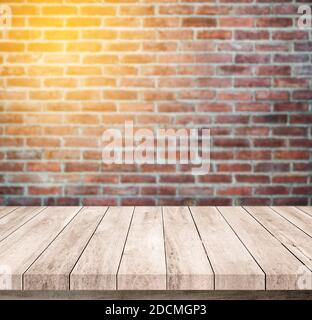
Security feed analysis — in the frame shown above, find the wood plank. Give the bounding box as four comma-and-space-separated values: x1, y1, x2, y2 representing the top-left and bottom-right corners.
245, 207, 312, 272
70, 207, 133, 290
191, 207, 264, 290
296, 207, 312, 218
0, 207, 45, 242
118, 207, 166, 290
271, 206, 312, 237
23, 207, 107, 290
218, 206, 312, 290
163, 207, 214, 290
2, 290, 312, 301
0, 206, 81, 290
0, 207, 17, 220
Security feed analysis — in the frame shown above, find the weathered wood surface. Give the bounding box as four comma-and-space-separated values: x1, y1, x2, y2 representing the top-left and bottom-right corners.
1, 290, 312, 300
24, 207, 107, 290
219, 207, 311, 290
0, 207, 81, 290
71, 207, 133, 290
191, 207, 265, 290
0, 206, 311, 291
0, 207, 18, 220
0, 207, 45, 243
118, 207, 167, 290
163, 207, 214, 290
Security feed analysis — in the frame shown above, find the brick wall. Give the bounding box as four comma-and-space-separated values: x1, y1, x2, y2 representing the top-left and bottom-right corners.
0, 0, 311, 206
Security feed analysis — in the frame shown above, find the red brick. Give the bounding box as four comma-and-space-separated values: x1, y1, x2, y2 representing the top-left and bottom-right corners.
198, 103, 231, 112
197, 198, 232, 206
182, 18, 216, 27
179, 187, 213, 196
239, 198, 271, 206
255, 91, 290, 101
290, 138, 312, 149
273, 31, 309, 40
160, 175, 195, 183
199, 175, 232, 183
215, 115, 249, 124
65, 163, 100, 172
295, 42, 312, 52
27, 162, 60, 172
83, 198, 117, 206
218, 92, 252, 101
84, 175, 119, 184
256, 186, 289, 195
45, 198, 80, 206
7, 198, 42, 206
29, 186, 61, 196
293, 163, 312, 172
236, 103, 270, 112
293, 91, 312, 100
0, 187, 24, 195
214, 139, 250, 148
217, 164, 251, 172
253, 115, 288, 124
274, 54, 309, 63
220, 18, 253, 28
211, 152, 234, 160
141, 186, 176, 196
104, 187, 139, 196
235, 54, 270, 64
256, 66, 291, 76
236, 127, 269, 137
256, 18, 292, 28
236, 175, 270, 183
121, 198, 156, 206
254, 139, 286, 148
273, 176, 307, 184
218, 187, 252, 196
273, 127, 307, 136
235, 78, 271, 88
65, 186, 101, 196
273, 198, 308, 206
0, 163, 24, 172
293, 187, 312, 195
218, 65, 252, 75
7, 151, 41, 160
274, 151, 310, 160
235, 30, 269, 40
254, 163, 290, 172
198, 30, 232, 40
274, 103, 308, 112
275, 78, 310, 88
235, 151, 271, 160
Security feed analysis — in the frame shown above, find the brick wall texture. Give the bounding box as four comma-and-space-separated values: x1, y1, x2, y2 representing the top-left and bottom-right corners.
0, 0, 311, 206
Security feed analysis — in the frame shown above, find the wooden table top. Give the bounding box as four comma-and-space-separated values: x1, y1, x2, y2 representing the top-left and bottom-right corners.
0, 206, 311, 291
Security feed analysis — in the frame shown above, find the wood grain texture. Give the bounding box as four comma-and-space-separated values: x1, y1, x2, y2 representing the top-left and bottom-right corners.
0, 206, 312, 292
2, 290, 312, 300
118, 207, 166, 290
23, 207, 106, 290
0, 207, 17, 220
0, 207, 81, 290
271, 207, 312, 237
191, 207, 264, 290
70, 207, 133, 290
297, 207, 312, 217
0, 207, 45, 242
245, 207, 312, 272
163, 207, 214, 290
218, 206, 312, 290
